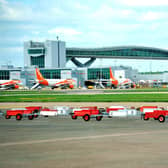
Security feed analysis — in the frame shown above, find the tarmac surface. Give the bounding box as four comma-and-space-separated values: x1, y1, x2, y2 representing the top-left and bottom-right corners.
1, 116, 168, 168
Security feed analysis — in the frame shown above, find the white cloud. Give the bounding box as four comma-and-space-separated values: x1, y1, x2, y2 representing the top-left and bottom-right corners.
73, 2, 89, 11
0, 0, 33, 21
0, 0, 7, 4
50, 7, 67, 16
140, 11, 168, 21
90, 5, 138, 23
91, 5, 124, 20
31, 31, 40, 35
119, 0, 168, 6
48, 28, 82, 36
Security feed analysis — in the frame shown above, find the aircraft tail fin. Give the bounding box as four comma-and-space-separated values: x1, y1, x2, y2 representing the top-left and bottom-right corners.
110, 67, 118, 86
35, 68, 45, 81
110, 67, 115, 79
35, 68, 48, 86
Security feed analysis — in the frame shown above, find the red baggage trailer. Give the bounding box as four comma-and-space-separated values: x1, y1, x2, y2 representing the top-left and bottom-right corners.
71, 106, 104, 121
143, 110, 168, 123
5, 106, 42, 120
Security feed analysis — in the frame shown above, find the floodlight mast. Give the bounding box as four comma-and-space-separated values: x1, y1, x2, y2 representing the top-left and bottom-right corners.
56, 36, 60, 68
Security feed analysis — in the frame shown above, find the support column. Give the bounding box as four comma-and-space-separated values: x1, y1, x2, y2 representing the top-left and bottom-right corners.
71, 57, 96, 67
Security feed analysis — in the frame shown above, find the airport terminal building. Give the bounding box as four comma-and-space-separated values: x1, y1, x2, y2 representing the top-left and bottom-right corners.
1, 40, 168, 88
24, 40, 168, 69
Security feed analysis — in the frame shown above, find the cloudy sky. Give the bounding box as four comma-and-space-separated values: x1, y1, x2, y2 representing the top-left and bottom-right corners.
0, 0, 168, 72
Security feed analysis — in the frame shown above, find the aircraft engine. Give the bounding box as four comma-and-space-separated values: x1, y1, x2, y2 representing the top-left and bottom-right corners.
14, 85, 19, 89
69, 84, 74, 89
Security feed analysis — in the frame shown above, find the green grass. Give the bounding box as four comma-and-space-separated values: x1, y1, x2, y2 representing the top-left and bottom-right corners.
0, 93, 168, 102
0, 90, 66, 95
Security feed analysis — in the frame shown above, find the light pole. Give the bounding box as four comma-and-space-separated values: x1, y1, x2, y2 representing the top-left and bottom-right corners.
56, 36, 60, 68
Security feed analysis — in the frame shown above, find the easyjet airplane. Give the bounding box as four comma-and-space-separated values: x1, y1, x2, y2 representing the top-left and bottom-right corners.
0, 80, 21, 90
85, 67, 135, 89
31, 68, 75, 90
109, 67, 135, 89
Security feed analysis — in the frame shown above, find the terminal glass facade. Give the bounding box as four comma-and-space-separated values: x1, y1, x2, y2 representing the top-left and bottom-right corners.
0, 71, 10, 80
28, 48, 45, 55
31, 55, 45, 68
88, 68, 110, 80
66, 47, 168, 59
40, 69, 61, 79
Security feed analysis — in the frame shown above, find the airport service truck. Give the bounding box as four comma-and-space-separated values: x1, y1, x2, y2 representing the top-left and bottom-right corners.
140, 106, 165, 122
71, 106, 106, 121
143, 109, 168, 123
5, 106, 42, 120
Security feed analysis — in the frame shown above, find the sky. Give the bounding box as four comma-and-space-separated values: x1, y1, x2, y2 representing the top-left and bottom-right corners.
0, 0, 168, 72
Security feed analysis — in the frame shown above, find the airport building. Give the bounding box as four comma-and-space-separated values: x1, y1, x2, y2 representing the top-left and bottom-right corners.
0, 65, 21, 80
24, 40, 66, 68
24, 40, 168, 68
1, 40, 168, 88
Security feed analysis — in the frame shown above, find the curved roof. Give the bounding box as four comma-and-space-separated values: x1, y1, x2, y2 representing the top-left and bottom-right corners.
66, 46, 168, 60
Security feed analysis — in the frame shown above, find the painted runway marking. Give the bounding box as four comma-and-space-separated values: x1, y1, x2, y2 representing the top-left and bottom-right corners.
0, 130, 167, 147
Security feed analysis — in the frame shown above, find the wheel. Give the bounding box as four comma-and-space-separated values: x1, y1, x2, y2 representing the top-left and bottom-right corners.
83, 114, 90, 121
158, 115, 165, 123
96, 116, 103, 121
33, 110, 38, 118
71, 115, 77, 120
5, 115, 11, 119
108, 116, 112, 118
143, 115, 149, 121
34, 114, 38, 118
16, 114, 22, 120
28, 115, 34, 120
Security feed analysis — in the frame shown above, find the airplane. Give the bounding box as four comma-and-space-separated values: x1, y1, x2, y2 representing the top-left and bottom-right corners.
31, 68, 76, 90
109, 67, 136, 89
85, 67, 135, 89
0, 79, 22, 90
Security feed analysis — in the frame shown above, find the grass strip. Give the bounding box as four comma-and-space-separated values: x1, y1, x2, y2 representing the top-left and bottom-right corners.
0, 93, 168, 102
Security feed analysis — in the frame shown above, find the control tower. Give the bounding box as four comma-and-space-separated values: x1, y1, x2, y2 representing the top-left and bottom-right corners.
24, 40, 66, 68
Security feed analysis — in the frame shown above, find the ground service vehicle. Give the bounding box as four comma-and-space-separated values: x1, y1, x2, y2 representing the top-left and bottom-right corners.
71, 106, 105, 121
143, 109, 168, 123
140, 106, 163, 120
106, 106, 137, 117
40, 108, 58, 117
5, 106, 42, 120
40, 106, 72, 117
